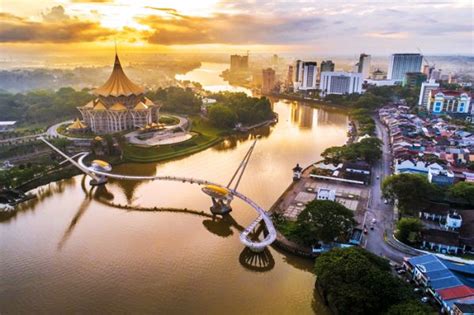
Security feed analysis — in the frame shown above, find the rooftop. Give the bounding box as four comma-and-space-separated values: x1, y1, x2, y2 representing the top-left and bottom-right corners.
94, 53, 144, 97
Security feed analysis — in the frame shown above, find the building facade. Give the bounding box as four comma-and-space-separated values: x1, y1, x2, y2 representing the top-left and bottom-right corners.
357, 53, 371, 79
261, 68, 276, 94
418, 79, 440, 107
294, 60, 318, 90
387, 53, 423, 81
320, 60, 335, 73
230, 54, 249, 72
77, 53, 160, 134
403, 72, 427, 87
426, 90, 472, 115
319, 71, 363, 96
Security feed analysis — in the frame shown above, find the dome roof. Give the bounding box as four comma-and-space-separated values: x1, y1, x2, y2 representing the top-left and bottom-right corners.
110, 102, 127, 111
143, 97, 155, 106
94, 54, 144, 97
134, 101, 148, 110
93, 102, 107, 111
68, 118, 87, 130
84, 100, 95, 108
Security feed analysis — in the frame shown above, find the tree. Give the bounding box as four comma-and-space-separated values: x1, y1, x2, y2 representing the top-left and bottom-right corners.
314, 247, 422, 315
208, 104, 237, 129
354, 137, 383, 164
382, 174, 436, 215
321, 137, 382, 165
321, 146, 346, 164
295, 200, 355, 245
396, 218, 422, 244
448, 182, 474, 206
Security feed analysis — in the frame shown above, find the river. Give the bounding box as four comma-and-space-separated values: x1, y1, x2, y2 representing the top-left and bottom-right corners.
0, 62, 349, 314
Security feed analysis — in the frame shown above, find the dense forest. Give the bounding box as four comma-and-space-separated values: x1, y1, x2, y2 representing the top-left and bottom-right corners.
0, 87, 93, 127
207, 92, 274, 128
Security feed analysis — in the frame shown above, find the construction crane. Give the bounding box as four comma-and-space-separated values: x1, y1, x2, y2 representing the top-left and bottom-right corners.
417, 47, 435, 70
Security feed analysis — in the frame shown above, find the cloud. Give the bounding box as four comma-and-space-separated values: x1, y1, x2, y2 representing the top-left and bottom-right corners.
42, 5, 70, 22
0, 6, 114, 43
138, 12, 324, 45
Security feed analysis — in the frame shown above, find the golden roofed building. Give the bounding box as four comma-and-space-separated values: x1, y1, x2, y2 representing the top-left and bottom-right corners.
77, 53, 160, 134
67, 118, 87, 131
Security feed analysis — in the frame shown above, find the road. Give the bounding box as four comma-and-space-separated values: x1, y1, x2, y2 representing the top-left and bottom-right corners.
363, 116, 414, 262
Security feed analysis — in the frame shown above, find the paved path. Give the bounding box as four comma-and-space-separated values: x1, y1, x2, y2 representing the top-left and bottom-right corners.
363, 116, 418, 262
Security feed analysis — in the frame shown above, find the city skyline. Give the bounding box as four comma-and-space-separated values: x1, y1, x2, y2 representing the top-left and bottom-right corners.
1, 0, 473, 57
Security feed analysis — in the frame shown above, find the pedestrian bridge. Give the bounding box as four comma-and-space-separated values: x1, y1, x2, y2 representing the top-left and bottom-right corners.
40, 137, 277, 252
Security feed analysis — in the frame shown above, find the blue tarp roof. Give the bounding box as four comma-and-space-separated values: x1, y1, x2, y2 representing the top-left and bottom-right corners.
408, 254, 474, 291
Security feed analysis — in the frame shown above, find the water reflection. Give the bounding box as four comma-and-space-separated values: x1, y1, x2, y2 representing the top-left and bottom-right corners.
291, 103, 314, 129
201, 214, 245, 238
0, 177, 78, 223
239, 247, 275, 272
212, 127, 272, 152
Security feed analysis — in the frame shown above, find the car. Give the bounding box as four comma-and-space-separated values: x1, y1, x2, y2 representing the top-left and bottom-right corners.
383, 199, 389, 204
370, 225, 374, 230
371, 218, 377, 224
376, 175, 380, 180
397, 269, 406, 275
414, 288, 422, 293
421, 297, 429, 303
363, 228, 368, 234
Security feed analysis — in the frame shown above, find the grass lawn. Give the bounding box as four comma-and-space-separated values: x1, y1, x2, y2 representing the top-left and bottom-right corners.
122, 116, 227, 163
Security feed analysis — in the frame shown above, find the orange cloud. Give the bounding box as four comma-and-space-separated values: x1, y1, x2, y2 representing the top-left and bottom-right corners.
137, 12, 322, 45
0, 6, 114, 43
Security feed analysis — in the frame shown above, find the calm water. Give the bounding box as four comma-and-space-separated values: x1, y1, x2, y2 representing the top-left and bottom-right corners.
0, 64, 349, 314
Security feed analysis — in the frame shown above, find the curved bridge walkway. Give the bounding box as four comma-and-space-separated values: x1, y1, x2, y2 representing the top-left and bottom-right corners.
40, 137, 277, 252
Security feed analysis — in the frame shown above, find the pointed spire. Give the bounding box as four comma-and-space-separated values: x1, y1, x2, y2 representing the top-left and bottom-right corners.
93, 49, 144, 97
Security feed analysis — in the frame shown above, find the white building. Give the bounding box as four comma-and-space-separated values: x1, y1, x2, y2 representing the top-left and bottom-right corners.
418, 79, 440, 107
365, 79, 397, 87
387, 53, 423, 81
358, 53, 371, 79
394, 159, 444, 175
316, 188, 336, 201
426, 90, 472, 114
0, 121, 16, 132
445, 212, 462, 230
320, 71, 363, 96
294, 60, 318, 90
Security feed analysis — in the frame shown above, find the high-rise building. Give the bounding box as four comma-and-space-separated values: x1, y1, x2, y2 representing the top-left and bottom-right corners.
230, 54, 249, 72
423, 65, 434, 78
357, 53, 371, 79
387, 53, 423, 81
286, 65, 294, 89
320, 71, 363, 96
403, 72, 427, 87
431, 69, 442, 81
294, 60, 318, 90
261, 68, 276, 94
418, 79, 440, 107
320, 60, 335, 72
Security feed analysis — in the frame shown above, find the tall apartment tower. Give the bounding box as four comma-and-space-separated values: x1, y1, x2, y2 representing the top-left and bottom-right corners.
357, 53, 371, 79
320, 60, 335, 72
295, 60, 318, 90
387, 53, 423, 81
286, 65, 294, 88
418, 79, 440, 107
230, 54, 249, 72
261, 68, 276, 94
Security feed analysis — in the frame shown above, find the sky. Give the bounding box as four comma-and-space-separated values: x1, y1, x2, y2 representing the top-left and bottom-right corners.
0, 0, 473, 56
